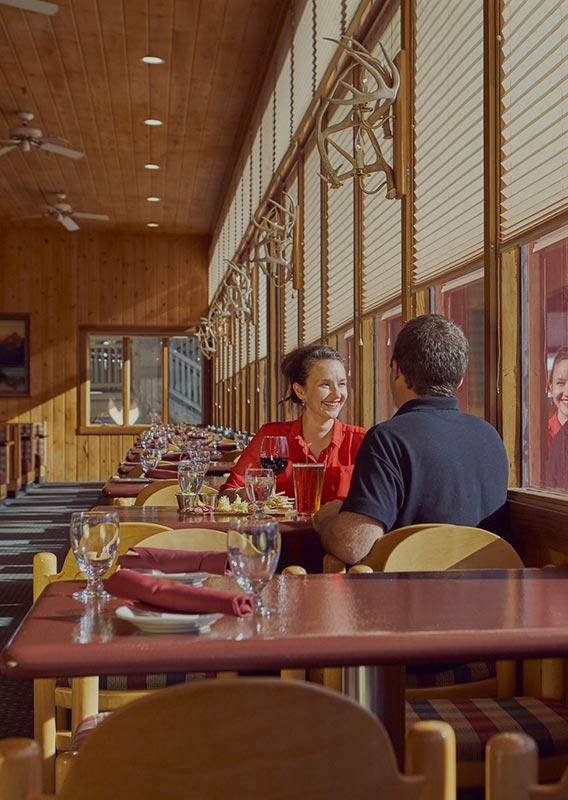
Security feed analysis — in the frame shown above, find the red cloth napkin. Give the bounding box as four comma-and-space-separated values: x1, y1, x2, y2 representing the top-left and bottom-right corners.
106, 569, 252, 617
144, 466, 178, 479
118, 547, 228, 575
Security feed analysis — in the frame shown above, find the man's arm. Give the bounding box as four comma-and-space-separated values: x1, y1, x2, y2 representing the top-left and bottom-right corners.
313, 500, 385, 565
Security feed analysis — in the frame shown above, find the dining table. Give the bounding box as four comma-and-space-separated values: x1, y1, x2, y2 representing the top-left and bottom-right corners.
4, 567, 568, 767
101, 470, 228, 501
90, 505, 326, 573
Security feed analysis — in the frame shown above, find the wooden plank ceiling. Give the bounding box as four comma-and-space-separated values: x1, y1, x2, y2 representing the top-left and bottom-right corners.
0, 0, 287, 234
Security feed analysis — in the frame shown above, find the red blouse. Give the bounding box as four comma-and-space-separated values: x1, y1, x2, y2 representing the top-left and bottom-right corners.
220, 418, 367, 503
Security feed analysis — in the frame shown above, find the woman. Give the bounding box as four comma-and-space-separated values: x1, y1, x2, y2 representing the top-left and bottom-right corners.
220, 345, 366, 502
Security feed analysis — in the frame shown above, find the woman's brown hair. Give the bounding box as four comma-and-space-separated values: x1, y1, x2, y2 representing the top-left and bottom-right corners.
281, 345, 343, 405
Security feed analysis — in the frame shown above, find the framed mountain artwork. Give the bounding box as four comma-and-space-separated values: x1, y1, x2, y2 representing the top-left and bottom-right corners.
0, 314, 30, 397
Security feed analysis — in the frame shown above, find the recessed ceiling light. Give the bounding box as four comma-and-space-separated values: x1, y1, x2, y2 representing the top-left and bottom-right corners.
144, 119, 163, 126
146, 196, 161, 202
144, 163, 160, 170
142, 56, 165, 64
147, 223, 159, 228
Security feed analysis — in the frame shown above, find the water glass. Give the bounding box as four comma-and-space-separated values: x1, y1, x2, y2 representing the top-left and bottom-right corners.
140, 447, 160, 476
178, 461, 204, 495
245, 467, 275, 518
69, 511, 120, 602
227, 521, 281, 616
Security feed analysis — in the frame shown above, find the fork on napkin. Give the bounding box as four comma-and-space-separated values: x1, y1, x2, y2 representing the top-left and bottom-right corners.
117, 547, 228, 575
106, 569, 253, 617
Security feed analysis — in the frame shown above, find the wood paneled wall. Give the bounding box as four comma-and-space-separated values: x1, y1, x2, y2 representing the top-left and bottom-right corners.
0, 227, 209, 482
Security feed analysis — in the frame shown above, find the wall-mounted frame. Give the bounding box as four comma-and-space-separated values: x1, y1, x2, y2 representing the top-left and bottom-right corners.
0, 314, 30, 397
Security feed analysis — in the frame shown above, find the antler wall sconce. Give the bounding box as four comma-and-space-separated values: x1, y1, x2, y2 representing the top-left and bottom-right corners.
317, 36, 401, 198
196, 260, 253, 358
249, 191, 297, 288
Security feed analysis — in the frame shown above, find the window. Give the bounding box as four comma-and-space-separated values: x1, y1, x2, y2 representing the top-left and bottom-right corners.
83, 332, 202, 430
374, 305, 403, 423
336, 326, 355, 424
522, 225, 568, 493
432, 269, 485, 418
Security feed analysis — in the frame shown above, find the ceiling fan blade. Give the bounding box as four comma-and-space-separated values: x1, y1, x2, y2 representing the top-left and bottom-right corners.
39, 141, 85, 160
0, 0, 58, 14
59, 214, 80, 232
0, 145, 17, 157
73, 213, 110, 221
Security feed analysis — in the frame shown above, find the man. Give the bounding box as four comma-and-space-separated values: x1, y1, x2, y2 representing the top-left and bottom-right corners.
314, 314, 509, 564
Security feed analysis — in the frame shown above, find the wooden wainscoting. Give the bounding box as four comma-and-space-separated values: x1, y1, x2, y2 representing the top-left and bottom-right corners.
508, 489, 568, 566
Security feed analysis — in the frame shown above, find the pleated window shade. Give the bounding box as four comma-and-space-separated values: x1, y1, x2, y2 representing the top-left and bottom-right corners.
361, 9, 402, 314
293, 1, 314, 130
257, 271, 269, 360
242, 156, 252, 232
261, 97, 275, 198
315, 0, 343, 88
275, 52, 292, 171
326, 126, 355, 332
283, 177, 299, 354
240, 317, 248, 370
501, 0, 568, 241
302, 144, 323, 344
251, 130, 261, 216
413, 0, 484, 285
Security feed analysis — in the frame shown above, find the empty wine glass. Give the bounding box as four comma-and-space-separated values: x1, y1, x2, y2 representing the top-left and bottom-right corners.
245, 467, 275, 519
140, 447, 160, 476
178, 460, 204, 497
227, 521, 281, 616
69, 511, 120, 602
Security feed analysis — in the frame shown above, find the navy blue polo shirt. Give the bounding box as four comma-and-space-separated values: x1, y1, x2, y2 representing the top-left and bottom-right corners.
341, 396, 508, 533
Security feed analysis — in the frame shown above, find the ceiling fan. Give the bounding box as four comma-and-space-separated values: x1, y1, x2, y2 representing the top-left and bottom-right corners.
0, 112, 84, 160
38, 193, 110, 231
0, 0, 58, 14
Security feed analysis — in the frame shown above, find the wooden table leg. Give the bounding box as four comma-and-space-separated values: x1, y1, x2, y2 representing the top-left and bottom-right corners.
343, 665, 406, 769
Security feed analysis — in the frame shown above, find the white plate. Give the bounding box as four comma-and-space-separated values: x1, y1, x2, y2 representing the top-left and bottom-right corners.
115, 606, 222, 634
130, 569, 209, 586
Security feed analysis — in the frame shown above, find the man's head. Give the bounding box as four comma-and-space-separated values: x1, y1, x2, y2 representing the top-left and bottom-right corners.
390, 314, 469, 405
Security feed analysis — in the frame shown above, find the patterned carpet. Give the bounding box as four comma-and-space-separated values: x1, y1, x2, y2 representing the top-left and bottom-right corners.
0, 483, 104, 737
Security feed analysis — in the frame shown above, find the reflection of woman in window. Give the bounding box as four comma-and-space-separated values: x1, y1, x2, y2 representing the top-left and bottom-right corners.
548, 349, 568, 448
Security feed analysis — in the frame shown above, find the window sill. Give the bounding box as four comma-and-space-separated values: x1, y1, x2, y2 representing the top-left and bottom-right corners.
77, 426, 146, 436
508, 487, 568, 513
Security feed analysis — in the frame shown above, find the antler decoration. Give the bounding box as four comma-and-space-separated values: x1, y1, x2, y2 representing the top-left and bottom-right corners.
249, 192, 297, 288
317, 36, 400, 198
196, 260, 253, 358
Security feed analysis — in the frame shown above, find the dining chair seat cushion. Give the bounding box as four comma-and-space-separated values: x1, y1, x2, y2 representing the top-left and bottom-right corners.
71, 713, 111, 751
407, 696, 568, 761
405, 660, 495, 688
57, 672, 212, 691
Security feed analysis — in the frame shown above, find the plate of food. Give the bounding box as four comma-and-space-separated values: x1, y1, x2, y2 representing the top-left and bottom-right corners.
116, 606, 222, 635
129, 570, 209, 586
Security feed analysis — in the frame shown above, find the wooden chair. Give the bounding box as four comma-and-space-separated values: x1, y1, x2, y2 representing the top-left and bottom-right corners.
486, 731, 568, 800
134, 479, 218, 507
0, 679, 456, 800
32, 524, 228, 791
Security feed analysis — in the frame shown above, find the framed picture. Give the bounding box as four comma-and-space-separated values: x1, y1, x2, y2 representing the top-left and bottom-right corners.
0, 314, 30, 397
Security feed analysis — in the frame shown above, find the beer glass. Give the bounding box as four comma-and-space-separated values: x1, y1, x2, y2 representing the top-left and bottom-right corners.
293, 463, 325, 515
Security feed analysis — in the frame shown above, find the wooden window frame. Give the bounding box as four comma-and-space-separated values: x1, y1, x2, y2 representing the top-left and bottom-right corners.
78, 326, 200, 435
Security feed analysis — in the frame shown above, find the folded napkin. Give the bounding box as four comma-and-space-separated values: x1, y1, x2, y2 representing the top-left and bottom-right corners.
106, 569, 252, 617
118, 547, 228, 575
144, 466, 178, 480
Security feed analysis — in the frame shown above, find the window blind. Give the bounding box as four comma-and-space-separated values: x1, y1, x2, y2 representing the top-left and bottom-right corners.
361, 9, 402, 313
501, 0, 568, 241
275, 52, 292, 171
283, 177, 299, 353
315, 0, 343, 87
251, 130, 261, 216
257, 271, 269, 360
413, 0, 484, 285
240, 316, 248, 370
302, 144, 322, 343
326, 126, 355, 332
293, 1, 314, 130
261, 97, 275, 198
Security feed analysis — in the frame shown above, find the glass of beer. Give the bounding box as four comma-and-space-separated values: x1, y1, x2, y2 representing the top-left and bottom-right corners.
293, 463, 325, 516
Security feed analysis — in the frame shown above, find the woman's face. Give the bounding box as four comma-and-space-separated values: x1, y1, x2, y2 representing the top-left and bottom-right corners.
550, 358, 568, 424
293, 359, 348, 422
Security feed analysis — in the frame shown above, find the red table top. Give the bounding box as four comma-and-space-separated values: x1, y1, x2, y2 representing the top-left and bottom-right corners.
4, 569, 568, 680
102, 472, 228, 498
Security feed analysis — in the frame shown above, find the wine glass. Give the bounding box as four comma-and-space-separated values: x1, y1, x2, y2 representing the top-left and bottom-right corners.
178, 461, 204, 494
140, 447, 160, 476
69, 511, 120, 602
260, 436, 289, 477
227, 521, 281, 616
245, 467, 275, 519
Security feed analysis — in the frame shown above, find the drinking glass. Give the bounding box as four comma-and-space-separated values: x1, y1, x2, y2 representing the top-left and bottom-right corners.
69, 511, 120, 602
227, 521, 281, 616
178, 461, 204, 494
245, 468, 275, 519
260, 436, 289, 477
140, 447, 160, 476
293, 463, 325, 516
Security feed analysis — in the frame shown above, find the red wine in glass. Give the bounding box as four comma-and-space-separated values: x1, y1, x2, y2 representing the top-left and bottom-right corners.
259, 436, 289, 477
